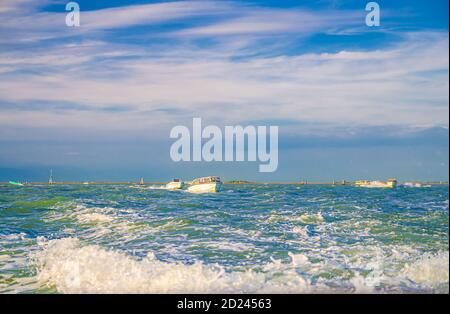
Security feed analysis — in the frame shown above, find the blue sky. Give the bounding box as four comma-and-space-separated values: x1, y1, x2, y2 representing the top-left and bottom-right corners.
0, 0, 448, 182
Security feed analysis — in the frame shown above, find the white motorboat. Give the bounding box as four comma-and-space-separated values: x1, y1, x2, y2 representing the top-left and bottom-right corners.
355, 178, 397, 188
187, 176, 222, 193
165, 179, 184, 190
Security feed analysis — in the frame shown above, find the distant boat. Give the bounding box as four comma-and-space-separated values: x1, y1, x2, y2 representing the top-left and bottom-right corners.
355, 178, 397, 188
139, 177, 145, 185
403, 182, 421, 188
9, 181, 24, 186
403, 182, 431, 188
165, 179, 184, 190
187, 176, 222, 193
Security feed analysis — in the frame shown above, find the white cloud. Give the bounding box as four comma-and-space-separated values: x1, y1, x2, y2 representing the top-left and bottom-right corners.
0, 1, 236, 43
173, 8, 361, 37
0, 0, 362, 43
0, 2, 448, 139
0, 32, 448, 136
81, 1, 234, 30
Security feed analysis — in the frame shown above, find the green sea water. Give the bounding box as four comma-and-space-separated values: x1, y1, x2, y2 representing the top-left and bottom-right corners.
0, 184, 448, 293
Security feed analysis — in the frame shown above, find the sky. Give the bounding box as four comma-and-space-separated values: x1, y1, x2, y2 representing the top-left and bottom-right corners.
0, 0, 448, 182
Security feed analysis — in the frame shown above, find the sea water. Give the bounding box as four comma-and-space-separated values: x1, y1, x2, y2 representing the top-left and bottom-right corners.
0, 184, 448, 293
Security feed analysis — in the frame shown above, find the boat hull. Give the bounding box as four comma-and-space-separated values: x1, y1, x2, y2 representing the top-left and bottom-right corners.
358, 184, 389, 188
165, 182, 183, 190
357, 183, 395, 188
187, 182, 221, 193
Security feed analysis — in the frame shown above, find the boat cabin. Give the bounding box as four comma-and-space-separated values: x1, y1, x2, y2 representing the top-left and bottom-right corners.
191, 176, 221, 185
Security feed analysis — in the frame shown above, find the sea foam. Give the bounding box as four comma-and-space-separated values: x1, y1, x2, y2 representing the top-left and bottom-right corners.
31, 238, 317, 294
29, 238, 450, 294
402, 251, 449, 287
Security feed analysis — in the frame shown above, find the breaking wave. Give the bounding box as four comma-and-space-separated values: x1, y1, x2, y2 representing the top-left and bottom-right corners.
31, 238, 316, 294
402, 251, 449, 287
31, 238, 449, 294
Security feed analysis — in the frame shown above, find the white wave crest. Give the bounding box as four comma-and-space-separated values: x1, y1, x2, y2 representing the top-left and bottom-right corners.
31, 238, 449, 294
31, 238, 317, 294
292, 226, 309, 236
75, 212, 114, 224
402, 251, 449, 287
299, 213, 324, 224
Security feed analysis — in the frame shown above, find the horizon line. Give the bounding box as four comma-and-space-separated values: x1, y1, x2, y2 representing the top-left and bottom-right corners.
1, 180, 449, 185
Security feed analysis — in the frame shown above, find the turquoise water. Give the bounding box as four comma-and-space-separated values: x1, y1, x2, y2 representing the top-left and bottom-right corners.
0, 184, 448, 293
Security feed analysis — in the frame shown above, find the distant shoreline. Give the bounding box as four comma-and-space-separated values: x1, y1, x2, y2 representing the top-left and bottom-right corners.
1, 181, 448, 186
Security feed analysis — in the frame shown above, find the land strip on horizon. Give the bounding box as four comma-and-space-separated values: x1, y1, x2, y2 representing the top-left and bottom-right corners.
1, 181, 449, 186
